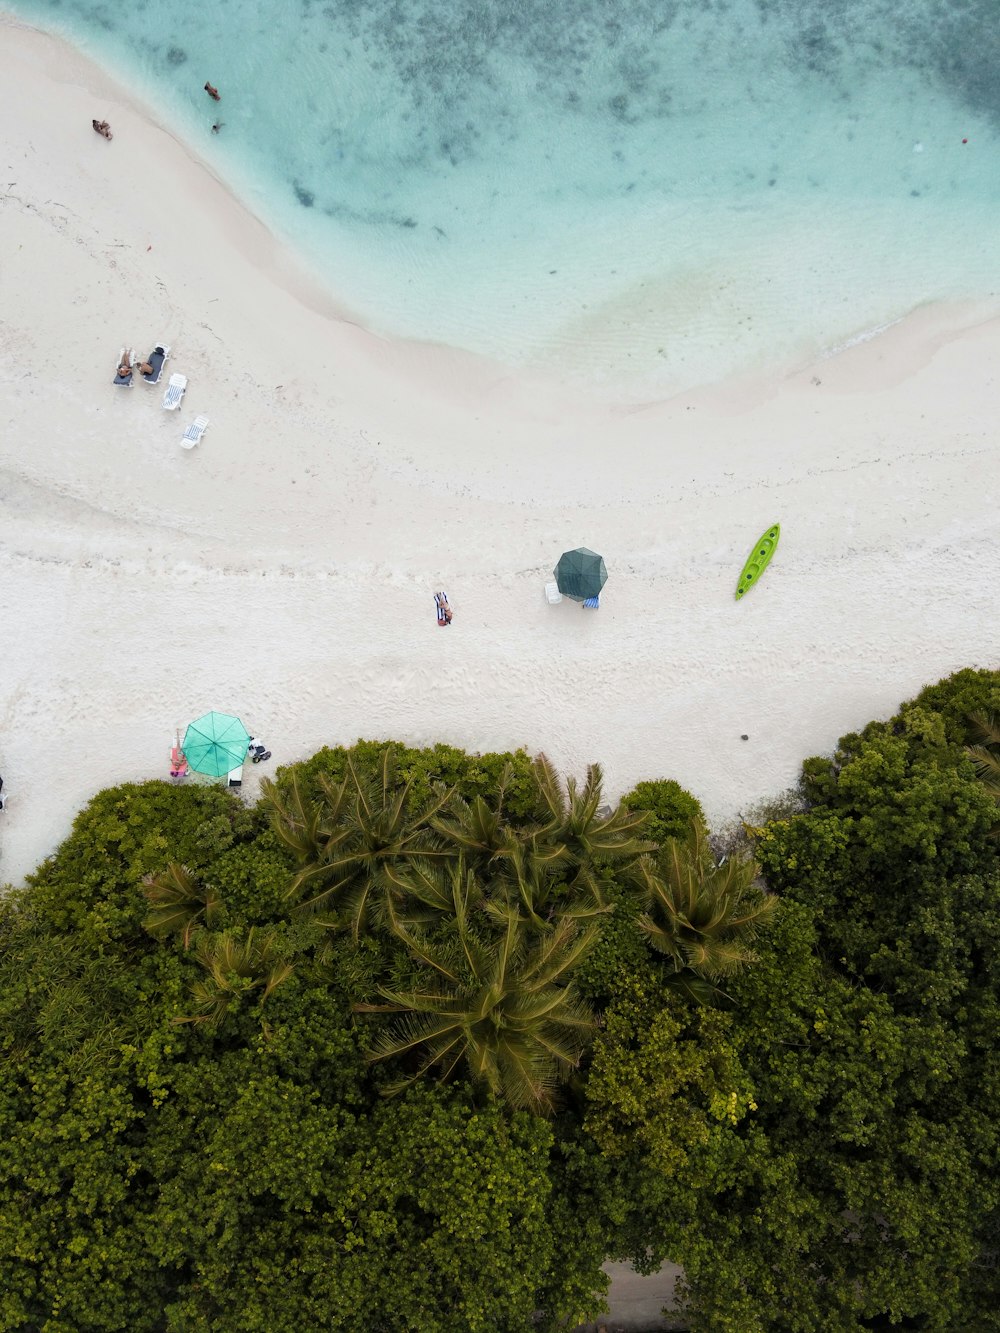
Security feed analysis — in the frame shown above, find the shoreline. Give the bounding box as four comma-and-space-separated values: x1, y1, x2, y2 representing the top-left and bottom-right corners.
1, 16, 998, 886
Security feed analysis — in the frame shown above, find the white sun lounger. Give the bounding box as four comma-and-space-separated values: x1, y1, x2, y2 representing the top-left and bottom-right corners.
544, 581, 563, 604
181, 415, 209, 449
162, 373, 187, 410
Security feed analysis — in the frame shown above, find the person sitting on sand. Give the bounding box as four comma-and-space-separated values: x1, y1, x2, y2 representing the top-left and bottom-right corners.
204, 82, 221, 101
92, 119, 113, 140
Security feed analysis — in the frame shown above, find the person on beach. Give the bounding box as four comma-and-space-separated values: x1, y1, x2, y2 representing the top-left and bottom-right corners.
204, 82, 221, 101
117, 352, 132, 378
92, 119, 113, 140
212, 121, 224, 134
138, 359, 154, 376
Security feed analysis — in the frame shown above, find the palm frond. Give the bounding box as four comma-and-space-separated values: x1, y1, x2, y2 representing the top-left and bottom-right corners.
142, 863, 223, 948
639, 819, 776, 981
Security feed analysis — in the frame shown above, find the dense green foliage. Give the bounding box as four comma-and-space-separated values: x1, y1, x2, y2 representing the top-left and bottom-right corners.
621, 777, 705, 845
651, 670, 1000, 1331
3, 672, 1000, 1330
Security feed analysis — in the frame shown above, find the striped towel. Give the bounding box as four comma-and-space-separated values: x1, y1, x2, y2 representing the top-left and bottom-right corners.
583, 596, 600, 609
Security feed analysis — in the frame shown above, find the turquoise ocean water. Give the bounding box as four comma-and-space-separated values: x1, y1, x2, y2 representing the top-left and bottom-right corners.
9, 0, 1000, 393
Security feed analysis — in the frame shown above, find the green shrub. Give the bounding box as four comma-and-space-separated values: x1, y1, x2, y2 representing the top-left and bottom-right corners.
621, 778, 704, 848
23, 782, 250, 945
272, 740, 540, 820
209, 836, 296, 924
574, 883, 649, 1004
908, 666, 1000, 745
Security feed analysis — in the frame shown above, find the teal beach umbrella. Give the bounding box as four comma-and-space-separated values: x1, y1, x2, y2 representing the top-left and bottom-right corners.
554, 547, 608, 602
182, 712, 251, 778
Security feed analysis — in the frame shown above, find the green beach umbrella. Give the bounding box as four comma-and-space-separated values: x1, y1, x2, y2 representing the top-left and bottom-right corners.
554, 547, 608, 602
182, 711, 251, 778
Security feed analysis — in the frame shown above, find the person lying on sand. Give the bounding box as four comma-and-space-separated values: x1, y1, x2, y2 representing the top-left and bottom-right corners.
204, 82, 221, 101
92, 119, 113, 140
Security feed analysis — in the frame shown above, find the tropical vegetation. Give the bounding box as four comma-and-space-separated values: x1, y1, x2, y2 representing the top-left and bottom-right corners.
2, 669, 1000, 1330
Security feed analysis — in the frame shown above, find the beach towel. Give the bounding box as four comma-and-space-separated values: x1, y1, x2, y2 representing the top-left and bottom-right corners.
434, 591, 452, 626
142, 344, 170, 384
113, 345, 133, 387
583, 595, 600, 609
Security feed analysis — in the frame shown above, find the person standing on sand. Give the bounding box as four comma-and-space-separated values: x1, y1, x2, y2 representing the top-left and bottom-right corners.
204, 82, 221, 101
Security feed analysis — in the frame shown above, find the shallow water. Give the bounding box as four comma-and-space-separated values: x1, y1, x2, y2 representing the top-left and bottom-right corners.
9, 0, 1000, 392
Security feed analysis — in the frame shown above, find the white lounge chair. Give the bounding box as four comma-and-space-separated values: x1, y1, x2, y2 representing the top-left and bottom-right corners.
545, 581, 563, 604
162, 373, 187, 410
181, 415, 209, 449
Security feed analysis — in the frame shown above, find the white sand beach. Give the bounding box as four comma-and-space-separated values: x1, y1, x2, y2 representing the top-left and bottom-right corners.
1, 14, 998, 886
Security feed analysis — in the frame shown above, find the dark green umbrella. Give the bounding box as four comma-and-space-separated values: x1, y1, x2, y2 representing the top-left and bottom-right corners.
554, 547, 608, 602
183, 711, 251, 778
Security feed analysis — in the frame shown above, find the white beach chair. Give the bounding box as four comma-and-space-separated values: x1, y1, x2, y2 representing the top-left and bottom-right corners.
181, 415, 209, 449
545, 581, 563, 605
162, 373, 187, 410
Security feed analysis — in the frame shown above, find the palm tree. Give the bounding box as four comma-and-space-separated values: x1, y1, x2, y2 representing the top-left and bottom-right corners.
498, 853, 613, 931
635, 820, 777, 982
262, 747, 455, 932
175, 928, 295, 1029
430, 772, 522, 872
527, 755, 655, 890
357, 866, 598, 1113
142, 862, 224, 948
966, 712, 1000, 800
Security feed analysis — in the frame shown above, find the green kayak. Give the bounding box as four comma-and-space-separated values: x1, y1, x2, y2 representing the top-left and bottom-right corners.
735, 524, 780, 600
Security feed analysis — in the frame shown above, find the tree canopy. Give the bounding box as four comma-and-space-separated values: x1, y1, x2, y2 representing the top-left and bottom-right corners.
2, 675, 1000, 1330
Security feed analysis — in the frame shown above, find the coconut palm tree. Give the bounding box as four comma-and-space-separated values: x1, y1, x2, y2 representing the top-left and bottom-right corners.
430, 773, 522, 872
498, 853, 613, 930
966, 712, 1000, 800
262, 747, 455, 931
635, 820, 777, 982
142, 862, 224, 949
527, 755, 655, 890
357, 866, 599, 1113
175, 928, 295, 1029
